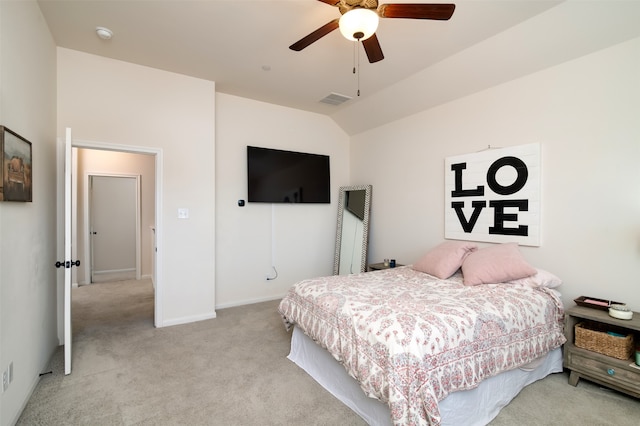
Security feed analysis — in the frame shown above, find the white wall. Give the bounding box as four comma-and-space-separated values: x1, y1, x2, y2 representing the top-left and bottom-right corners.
58, 49, 352, 318
57, 48, 216, 326
215, 93, 350, 308
351, 37, 640, 310
0, 1, 57, 424
0, 21, 348, 424
76, 149, 156, 284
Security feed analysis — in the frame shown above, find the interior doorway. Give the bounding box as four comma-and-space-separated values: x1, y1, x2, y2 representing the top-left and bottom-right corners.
76, 151, 152, 287
59, 132, 164, 375
65, 139, 164, 328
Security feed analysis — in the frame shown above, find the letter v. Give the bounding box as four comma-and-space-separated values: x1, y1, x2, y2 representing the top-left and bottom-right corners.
451, 201, 486, 233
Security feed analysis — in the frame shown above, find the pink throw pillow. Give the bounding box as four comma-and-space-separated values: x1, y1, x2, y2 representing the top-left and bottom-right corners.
462, 242, 536, 285
412, 241, 478, 279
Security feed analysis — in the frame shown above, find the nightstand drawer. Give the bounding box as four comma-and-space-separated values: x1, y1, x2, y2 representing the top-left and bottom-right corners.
567, 349, 639, 390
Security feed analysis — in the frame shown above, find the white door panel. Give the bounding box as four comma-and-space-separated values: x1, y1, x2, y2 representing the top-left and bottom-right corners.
90, 175, 138, 282
64, 128, 72, 375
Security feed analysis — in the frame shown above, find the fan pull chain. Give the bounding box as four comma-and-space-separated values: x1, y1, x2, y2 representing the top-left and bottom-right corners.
350, 40, 362, 97
352, 41, 356, 75
356, 41, 361, 97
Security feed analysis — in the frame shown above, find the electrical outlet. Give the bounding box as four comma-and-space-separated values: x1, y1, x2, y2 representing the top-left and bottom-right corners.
2, 369, 8, 392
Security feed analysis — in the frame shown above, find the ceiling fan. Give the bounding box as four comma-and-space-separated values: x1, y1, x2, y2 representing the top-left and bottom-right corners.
289, 1, 456, 63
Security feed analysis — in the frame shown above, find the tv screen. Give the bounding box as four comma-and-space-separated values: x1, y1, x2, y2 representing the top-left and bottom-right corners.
247, 146, 330, 203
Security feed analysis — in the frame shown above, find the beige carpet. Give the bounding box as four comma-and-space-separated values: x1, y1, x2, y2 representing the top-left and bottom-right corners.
17, 279, 640, 425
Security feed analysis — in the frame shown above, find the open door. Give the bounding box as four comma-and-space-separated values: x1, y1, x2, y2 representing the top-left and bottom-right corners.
64, 128, 72, 375
56, 127, 79, 375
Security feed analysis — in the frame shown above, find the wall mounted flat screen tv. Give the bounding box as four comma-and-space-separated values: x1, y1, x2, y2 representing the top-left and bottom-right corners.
247, 146, 330, 203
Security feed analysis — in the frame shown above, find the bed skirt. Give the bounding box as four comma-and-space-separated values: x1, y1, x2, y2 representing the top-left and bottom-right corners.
288, 325, 563, 426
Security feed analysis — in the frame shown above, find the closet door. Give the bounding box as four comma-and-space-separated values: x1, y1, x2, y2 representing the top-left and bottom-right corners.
90, 175, 138, 282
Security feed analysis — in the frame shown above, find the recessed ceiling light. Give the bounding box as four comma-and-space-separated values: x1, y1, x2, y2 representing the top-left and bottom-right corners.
95, 27, 113, 40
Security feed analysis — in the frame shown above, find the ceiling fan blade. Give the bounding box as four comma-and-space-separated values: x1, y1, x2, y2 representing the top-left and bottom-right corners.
362, 34, 384, 63
378, 3, 456, 20
289, 19, 340, 51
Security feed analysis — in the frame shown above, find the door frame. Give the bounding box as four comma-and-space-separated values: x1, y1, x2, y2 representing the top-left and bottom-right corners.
58, 137, 164, 330
85, 173, 142, 283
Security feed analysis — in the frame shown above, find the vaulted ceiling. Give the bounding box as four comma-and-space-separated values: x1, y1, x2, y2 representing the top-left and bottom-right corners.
38, 0, 640, 135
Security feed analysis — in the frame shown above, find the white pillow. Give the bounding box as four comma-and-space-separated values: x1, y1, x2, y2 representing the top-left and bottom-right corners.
507, 268, 562, 288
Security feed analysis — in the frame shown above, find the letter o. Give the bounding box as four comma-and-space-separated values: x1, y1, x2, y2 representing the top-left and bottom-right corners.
486, 156, 528, 195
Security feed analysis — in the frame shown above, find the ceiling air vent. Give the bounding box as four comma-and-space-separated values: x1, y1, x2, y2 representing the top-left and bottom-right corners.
319, 92, 352, 106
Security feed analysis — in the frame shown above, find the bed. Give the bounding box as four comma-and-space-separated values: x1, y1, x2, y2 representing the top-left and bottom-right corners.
278, 243, 566, 426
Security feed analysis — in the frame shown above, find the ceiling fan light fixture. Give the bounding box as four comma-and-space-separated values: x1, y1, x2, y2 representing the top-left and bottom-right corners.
339, 8, 379, 41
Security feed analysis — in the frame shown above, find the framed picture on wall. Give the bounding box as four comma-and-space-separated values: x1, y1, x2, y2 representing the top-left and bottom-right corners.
444, 143, 541, 246
0, 126, 33, 202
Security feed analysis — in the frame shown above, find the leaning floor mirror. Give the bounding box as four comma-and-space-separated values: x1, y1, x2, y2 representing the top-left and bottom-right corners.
333, 185, 372, 275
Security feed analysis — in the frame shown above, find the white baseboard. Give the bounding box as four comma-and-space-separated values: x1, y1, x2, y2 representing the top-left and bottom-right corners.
161, 296, 285, 327
92, 269, 136, 283
11, 345, 60, 426
160, 311, 217, 327
215, 293, 286, 310
93, 268, 136, 274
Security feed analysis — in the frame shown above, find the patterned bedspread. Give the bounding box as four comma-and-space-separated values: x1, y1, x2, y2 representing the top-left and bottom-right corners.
278, 266, 565, 426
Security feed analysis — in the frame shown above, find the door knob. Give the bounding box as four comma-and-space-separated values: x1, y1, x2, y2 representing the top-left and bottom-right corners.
55, 260, 81, 268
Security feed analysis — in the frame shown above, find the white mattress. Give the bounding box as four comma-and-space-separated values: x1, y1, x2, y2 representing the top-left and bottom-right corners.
289, 325, 563, 426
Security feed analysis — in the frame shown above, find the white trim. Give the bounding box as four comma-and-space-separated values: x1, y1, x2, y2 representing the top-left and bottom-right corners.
84, 172, 141, 283
161, 311, 217, 327
135, 175, 141, 280
214, 294, 285, 311
92, 268, 136, 274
